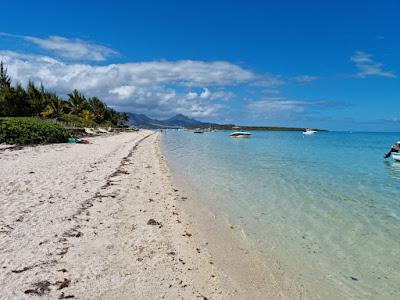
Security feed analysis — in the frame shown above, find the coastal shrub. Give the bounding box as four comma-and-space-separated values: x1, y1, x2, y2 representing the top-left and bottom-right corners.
58, 113, 97, 127
0, 117, 70, 144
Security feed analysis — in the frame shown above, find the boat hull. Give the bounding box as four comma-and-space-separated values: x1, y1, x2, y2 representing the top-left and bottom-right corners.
303, 131, 317, 135
230, 131, 251, 137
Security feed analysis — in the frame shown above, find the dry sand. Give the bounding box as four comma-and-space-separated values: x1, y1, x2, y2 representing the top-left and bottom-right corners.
0, 130, 293, 299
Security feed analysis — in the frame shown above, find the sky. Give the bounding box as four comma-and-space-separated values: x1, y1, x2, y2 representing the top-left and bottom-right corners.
0, 0, 399, 131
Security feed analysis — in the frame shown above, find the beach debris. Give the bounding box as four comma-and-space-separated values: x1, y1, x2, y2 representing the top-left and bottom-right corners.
182, 231, 192, 237
59, 292, 75, 299
350, 276, 359, 281
12, 260, 57, 273
112, 169, 130, 176
57, 278, 71, 290
57, 268, 68, 273
147, 219, 162, 226
63, 227, 83, 238
57, 247, 69, 256
11, 266, 32, 273
24, 280, 51, 296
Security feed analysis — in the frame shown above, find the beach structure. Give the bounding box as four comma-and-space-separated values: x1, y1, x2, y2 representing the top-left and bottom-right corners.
98, 127, 110, 133
84, 128, 96, 135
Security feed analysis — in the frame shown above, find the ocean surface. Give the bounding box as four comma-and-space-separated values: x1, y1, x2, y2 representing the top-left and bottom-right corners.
161, 130, 400, 299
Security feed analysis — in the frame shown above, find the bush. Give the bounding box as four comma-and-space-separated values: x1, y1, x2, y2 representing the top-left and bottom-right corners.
0, 117, 71, 144
58, 114, 97, 127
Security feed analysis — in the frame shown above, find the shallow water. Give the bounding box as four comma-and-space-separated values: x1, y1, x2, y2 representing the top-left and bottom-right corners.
161, 130, 400, 299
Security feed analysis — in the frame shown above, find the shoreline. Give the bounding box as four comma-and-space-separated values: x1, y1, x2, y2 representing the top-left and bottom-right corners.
0, 130, 309, 299
160, 135, 312, 300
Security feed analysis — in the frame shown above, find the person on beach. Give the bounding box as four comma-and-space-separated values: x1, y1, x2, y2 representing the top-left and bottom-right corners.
384, 141, 400, 158
68, 135, 90, 144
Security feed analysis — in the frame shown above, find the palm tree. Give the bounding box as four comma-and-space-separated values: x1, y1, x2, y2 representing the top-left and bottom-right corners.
88, 96, 107, 123
67, 89, 87, 115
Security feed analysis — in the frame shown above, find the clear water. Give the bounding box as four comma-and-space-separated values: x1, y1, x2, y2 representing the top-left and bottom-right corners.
161, 130, 400, 299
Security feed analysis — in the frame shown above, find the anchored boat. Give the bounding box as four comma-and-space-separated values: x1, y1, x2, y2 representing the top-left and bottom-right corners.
230, 131, 251, 138
303, 129, 317, 135
393, 153, 400, 162
193, 128, 204, 133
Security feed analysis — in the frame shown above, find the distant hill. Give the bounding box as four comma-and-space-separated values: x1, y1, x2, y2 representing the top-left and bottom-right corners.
126, 112, 325, 131
126, 112, 215, 129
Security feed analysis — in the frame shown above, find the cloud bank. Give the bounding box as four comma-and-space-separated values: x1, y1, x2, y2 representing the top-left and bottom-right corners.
0, 50, 256, 117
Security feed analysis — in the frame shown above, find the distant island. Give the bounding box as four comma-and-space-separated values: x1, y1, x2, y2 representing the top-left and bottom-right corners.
127, 112, 325, 132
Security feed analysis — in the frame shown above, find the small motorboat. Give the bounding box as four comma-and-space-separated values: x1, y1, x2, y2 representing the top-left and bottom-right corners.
393, 153, 400, 162
303, 129, 317, 135
230, 131, 251, 137
193, 128, 204, 134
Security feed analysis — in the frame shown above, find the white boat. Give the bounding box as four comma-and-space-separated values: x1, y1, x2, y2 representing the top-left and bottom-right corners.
302, 129, 317, 135
193, 128, 204, 133
230, 131, 251, 137
393, 153, 400, 162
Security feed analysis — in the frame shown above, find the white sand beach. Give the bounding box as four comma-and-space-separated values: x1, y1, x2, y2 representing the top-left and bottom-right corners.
0, 131, 217, 299
0, 130, 292, 299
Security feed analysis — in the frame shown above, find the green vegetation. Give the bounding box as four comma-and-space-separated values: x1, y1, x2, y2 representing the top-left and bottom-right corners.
0, 117, 71, 144
58, 113, 97, 128
0, 61, 128, 127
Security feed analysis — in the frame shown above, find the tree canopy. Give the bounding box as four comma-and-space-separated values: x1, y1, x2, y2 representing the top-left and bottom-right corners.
0, 61, 128, 127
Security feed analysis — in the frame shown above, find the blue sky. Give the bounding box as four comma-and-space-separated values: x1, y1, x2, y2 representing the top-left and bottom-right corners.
0, 0, 399, 131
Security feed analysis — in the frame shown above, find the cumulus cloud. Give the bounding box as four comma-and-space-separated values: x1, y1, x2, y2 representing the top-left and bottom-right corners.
351, 51, 395, 78
0, 33, 335, 120
23, 35, 118, 61
0, 51, 255, 118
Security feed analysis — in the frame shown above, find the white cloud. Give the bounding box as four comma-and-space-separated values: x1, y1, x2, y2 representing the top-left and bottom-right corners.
200, 88, 211, 99
291, 75, 318, 83
252, 74, 285, 87
23, 35, 118, 61
247, 98, 306, 114
0, 51, 256, 118
351, 51, 395, 78
247, 97, 344, 119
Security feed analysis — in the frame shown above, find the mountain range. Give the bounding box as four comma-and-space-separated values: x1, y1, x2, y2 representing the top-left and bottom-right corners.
126, 113, 217, 129
126, 112, 323, 131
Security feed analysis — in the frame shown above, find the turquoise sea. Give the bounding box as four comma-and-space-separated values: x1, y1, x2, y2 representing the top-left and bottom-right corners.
161, 130, 400, 299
